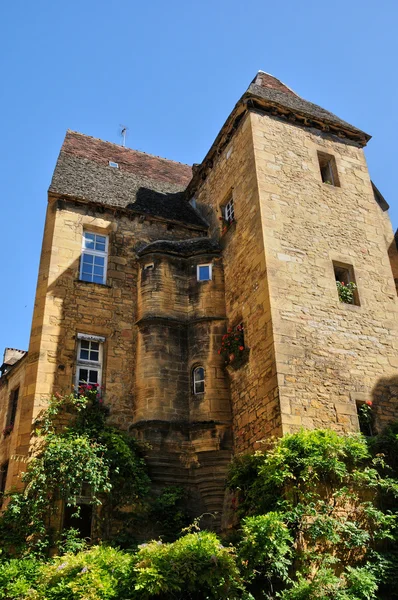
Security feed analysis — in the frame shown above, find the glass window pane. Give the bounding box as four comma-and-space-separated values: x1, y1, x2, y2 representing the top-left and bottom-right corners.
88, 370, 98, 384
81, 273, 93, 282
89, 351, 99, 362
81, 340, 90, 349
198, 266, 210, 281
80, 349, 89, 360
84, 233, 95, 249
95, 242, 106, 252
94, 256, 105, 266
93, 275, 104, 284
195, 368, 205, 381
79, 369, 88, 382
93, 266, 104, 276
195, 381, 205, 394
83, 253, 94, 264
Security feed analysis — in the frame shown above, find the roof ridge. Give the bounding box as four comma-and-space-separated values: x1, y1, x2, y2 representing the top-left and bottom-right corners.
65, 130, 192, 169
256, 70, 299, 97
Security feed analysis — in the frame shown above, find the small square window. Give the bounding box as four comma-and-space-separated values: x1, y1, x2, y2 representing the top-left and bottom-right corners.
197, 264, 212, 281
333, 261, 360, 306
318, 152, 340, 187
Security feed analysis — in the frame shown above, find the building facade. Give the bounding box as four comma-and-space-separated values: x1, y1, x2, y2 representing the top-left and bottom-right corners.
1, 72, 398, 527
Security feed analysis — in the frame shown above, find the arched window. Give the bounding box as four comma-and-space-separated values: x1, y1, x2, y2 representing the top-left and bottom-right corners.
193, 366, 205, 394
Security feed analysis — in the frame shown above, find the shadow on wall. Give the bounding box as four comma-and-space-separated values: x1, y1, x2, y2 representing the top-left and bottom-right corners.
127, 188, 203, 229
371, 374, 398, 432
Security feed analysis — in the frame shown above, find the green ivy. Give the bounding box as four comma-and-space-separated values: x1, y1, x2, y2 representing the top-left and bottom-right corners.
228, 428, 398, 599
0, 392, 150, 557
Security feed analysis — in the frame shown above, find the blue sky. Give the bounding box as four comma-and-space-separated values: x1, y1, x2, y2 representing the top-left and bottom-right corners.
1, 0, 397, 354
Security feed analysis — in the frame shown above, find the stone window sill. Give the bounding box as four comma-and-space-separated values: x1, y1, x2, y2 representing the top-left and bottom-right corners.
75, 279, 112, 289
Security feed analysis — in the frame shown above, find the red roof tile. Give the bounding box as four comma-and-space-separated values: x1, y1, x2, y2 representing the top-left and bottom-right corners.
62, 131, 192, 187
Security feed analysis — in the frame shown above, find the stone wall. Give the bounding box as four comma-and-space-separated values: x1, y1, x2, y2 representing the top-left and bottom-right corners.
194, 113, 281, 453
0, 356, 27, 493
251, 110, 398, 434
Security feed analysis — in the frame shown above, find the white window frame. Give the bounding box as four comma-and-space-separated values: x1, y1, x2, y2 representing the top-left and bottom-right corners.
197, 263, 212, 282
193, 366, 205, 395
80, 231, 109, 285
223, 196, 235, 222
75, 334, 105, 390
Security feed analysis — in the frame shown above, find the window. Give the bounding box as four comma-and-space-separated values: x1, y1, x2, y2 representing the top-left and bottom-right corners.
0, 461, 8, 505
356, 402, 373, 436
223, 196, 235, 223
76, 334, 104, 389
197, 264, 212, 281
108, 161, 119, 168
333, 261, 360, 305
80, 232, 108, 284
193, 367, 205, 394
317, 152, 340, 187
7, 387, 19, 426
143, 263, 154, 271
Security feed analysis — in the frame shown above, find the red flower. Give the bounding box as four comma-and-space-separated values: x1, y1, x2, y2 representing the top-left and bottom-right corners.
228, 328, 232, 333
366, 400, 373, 406
341, 281, 345, 286
218, 349, 221, 354
239, 346, 244, 351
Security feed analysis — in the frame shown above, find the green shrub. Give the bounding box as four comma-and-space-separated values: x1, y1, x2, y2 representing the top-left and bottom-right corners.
0, 557, 41, 599
37, 546, 132, 600
131, 531, 248, 599
228, 428, 398, 599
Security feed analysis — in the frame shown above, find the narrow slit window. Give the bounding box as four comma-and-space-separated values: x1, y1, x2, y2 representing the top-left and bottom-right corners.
80, 232, 108, 285
7, 387, 19, 427
193, 367, 205, 394
318, 152, 340, 187
333, 262, 360, 306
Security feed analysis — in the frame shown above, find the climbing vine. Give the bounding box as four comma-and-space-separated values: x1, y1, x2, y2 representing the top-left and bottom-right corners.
0, 389, 151, 557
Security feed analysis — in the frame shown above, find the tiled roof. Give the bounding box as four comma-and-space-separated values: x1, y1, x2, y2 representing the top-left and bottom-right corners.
246, 72, 370, 142
49, 131, 206, 229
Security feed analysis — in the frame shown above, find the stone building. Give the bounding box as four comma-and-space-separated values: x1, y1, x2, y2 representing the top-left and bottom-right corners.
1, 72, 398, 528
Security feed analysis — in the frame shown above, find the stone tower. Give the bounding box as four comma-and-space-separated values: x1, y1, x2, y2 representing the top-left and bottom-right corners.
1, 72, 397, 528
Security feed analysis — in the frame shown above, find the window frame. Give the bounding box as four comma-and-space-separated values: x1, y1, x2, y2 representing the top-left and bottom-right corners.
75, 334, 104, 390
197, 263, 212, 282
223, 196, 235, 223
317, 151, 340, 187
193, 366, 205, 395
79, 231, 109, 285
333, 261, 360, 306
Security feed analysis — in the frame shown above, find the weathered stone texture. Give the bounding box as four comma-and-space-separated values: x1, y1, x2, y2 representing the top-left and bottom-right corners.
194, 113, 281, 453
0, 355, 27, 491
250, 111, 398, 434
